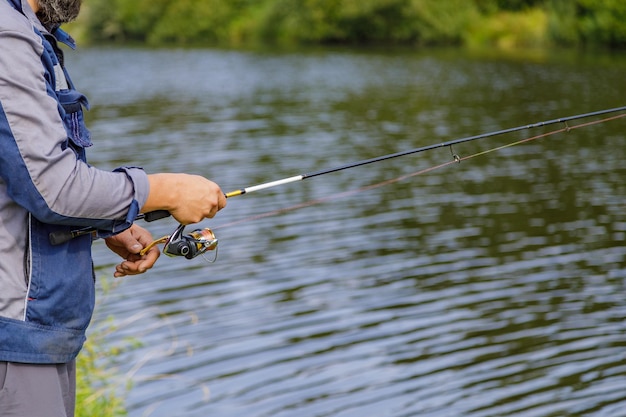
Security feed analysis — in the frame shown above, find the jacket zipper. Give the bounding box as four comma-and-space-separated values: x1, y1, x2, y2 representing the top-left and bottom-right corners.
22, 213, 33, 321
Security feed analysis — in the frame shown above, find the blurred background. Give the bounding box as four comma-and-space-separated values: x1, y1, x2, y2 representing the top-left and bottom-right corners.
65, 1, 626, 416
69, 0, 626, 50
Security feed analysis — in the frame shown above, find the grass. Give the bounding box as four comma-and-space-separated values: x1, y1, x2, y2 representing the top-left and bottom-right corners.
73, 275, 210, 417
76, 326, 130, 417
75, 278, 134, 417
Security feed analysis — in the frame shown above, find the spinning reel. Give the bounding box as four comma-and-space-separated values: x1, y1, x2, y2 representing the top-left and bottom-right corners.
141, 224, 218, 261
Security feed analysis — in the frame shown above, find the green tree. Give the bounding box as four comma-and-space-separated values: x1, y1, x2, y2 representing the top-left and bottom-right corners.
548, 0, 626, 47
75, 0, 626, 48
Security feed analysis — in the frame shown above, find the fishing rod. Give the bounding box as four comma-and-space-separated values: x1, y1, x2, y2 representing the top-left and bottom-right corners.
52, 106, 626, 261
224, 106, 626, 198
138, 105, 626, 261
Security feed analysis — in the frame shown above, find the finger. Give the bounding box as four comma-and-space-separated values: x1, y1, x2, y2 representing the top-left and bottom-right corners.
138, 245, 160, 270
217, 192, 227, 210
114, 245, 160, 278
208, 196, 226, 218
116, 260, 144, 276
115, 232, 143, 255
132, 227, 157, 247
114, 264, 128, 278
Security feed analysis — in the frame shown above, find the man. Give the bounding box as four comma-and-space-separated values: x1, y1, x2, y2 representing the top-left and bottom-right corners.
0, 0, 227, 415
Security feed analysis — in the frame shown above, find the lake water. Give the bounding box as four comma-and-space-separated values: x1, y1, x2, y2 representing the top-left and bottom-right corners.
69, 46, 626, 417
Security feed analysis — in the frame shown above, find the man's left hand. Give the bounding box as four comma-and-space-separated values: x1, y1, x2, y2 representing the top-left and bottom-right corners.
105, 224, 160, 278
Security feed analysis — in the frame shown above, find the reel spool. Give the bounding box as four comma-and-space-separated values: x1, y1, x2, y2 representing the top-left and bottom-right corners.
164, 226, 218, 260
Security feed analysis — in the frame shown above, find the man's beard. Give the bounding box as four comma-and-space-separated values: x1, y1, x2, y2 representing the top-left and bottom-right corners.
36, 0, 82, 29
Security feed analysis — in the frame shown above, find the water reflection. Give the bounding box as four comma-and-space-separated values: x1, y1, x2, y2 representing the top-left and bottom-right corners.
71, 46, 626, 417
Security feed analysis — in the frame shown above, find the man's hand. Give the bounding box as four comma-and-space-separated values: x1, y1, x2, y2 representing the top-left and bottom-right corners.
143, 173, 227, 225
105, 224, 160, 278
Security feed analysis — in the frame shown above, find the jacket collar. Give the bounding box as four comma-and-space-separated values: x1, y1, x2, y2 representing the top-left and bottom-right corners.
7, 0, 21, 10
7, 0, 77, 49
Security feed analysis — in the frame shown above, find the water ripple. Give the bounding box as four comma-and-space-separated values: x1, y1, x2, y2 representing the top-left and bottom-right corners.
80, 47, 626, 417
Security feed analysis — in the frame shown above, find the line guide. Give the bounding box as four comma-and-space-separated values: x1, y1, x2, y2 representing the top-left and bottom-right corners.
224, 106, 626, 199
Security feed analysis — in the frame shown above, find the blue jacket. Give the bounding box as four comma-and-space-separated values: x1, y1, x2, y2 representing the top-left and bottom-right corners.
0, 0, 150, 363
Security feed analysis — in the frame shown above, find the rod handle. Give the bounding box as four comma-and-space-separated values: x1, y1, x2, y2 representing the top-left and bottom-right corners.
49, 232, 72, 245
49, 210, 171, 245
49, 228, 93, 245
143, 210, 171, 222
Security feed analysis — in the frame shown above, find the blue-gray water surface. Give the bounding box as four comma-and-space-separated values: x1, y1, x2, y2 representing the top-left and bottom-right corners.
70, 46, 626, 417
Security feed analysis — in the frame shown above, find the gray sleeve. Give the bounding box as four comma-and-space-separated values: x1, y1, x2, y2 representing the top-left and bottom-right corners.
0, 19, 149, 226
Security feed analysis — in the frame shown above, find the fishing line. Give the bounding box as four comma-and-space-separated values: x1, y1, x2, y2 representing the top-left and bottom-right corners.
54, 106, 624, 261
223, 106, 626, 199
213, 111, 626, 232
135, 109, 624, 262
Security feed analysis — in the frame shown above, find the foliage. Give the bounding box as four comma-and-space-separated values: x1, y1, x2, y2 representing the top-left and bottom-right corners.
74, 278, 140, 417
72, 0, 626, 48
548, 0, 626, 47
466, 8, 549, 49
475, 0, 548, 13
248, 0, 478, 45
75, 323, 129, 417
